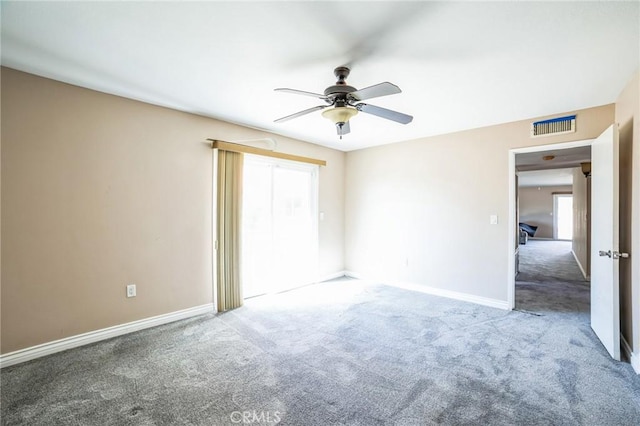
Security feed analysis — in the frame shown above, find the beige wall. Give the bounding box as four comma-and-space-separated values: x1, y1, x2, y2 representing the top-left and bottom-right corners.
518, 185, 572, 239
1, 67, 345, 354
615, 71, 639, 356
345, 104, 614, 302
571, 167, 590, 279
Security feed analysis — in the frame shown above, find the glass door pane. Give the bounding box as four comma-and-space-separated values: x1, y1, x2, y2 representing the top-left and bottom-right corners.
272, 166, 315, 292
242, 160, 274, 298
242, 156, 318, 298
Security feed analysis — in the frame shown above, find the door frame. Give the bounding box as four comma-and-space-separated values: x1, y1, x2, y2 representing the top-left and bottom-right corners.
507, 138, 593, 309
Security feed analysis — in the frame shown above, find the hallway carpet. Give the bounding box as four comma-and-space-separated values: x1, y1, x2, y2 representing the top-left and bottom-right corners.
518, 239, 586, 283
3, 276, 640, 425
516, 239, 588, 315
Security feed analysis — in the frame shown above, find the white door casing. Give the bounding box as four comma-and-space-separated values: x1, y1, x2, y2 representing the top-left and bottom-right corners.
590, 124, 621, 360
508, 138, 593, 310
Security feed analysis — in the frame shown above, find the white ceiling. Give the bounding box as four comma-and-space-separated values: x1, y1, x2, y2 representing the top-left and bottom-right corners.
516, 145, 590, 187
518, 168, 576, 188
2, 1, 638, 152
516, 145, 591, 171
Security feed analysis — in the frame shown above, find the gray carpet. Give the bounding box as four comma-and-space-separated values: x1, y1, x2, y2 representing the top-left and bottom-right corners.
518, 240, 586, 283
516, 240, 588, 314
3, 276, 640, 425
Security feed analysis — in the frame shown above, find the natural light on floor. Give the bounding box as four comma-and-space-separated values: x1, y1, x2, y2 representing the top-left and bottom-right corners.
244, 277, 368, 308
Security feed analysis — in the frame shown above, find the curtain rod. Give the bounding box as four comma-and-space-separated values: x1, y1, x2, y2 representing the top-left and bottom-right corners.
208, 139, 326, 166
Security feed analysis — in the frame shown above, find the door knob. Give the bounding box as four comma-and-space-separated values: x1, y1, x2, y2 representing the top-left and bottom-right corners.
612, 251, 629, 259
599, 250, 629, 259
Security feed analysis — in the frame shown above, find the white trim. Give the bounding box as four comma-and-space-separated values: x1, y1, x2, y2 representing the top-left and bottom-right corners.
511, 138, 594, 154
0, 304, 214, 369
508, 151, 516, 310
345, 271, 509, 310
318, 271, 348, 282
344, 270, 364, 279
621, 333, 640, 374
571, 249, 589, 281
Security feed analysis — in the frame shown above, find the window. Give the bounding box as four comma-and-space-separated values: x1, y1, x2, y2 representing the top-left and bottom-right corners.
553, 194, 573, 240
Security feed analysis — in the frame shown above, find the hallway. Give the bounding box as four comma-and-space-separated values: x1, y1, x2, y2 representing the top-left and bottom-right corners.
516, 240, 589, 315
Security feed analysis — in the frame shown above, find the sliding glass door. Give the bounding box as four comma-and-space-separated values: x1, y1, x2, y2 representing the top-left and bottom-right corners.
242, 155, 318, 298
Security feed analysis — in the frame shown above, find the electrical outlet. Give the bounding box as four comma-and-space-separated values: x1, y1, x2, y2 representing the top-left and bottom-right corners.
126, 284, 137, 298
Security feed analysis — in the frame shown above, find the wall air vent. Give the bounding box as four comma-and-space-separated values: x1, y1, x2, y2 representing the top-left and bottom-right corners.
531, 115, 576, 138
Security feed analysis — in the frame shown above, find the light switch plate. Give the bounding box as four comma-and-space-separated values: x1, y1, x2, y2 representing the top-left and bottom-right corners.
126, 284, 137, 298
490, 215, 498, 225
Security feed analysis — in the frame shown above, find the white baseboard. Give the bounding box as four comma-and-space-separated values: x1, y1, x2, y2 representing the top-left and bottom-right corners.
0, 303, 214, 369
621, 334, 640, 374
318, 271, 348, 282
344, 271, 509, 310
571, 250, 589, 281
344, 270, 364, 279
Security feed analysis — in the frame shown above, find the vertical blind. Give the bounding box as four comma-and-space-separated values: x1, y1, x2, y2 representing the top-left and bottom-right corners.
216, 150, 244, 312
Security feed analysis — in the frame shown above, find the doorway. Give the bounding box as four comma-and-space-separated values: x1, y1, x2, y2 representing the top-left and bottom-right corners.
508, 139, 593, 309
242, 155, 319, 298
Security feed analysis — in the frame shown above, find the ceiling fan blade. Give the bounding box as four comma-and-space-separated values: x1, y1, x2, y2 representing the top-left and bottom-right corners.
275, 88, 328, 100
356, 103, 413, 124
349, 82, 401, 101
274, 105, 328, 123
284, 3, 431, 69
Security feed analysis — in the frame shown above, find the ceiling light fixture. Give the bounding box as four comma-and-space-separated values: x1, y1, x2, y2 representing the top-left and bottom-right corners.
581, 162, 591, 178
322, 106, 358, 139
275, 67, 412, 139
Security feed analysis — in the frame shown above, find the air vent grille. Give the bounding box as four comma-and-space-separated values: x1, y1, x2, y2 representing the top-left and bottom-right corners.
531, 115, 576, 137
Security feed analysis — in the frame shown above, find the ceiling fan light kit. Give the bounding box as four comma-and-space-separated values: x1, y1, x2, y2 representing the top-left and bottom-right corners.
274, 67, 413, 139
322, 106, 358, 123
322, 106, 358, 139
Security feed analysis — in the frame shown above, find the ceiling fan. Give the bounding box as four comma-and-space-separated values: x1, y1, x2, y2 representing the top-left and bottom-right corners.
274, 67, 413, 138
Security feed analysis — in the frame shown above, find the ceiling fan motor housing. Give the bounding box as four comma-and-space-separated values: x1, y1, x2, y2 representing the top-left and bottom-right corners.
324, 84, 357, 98
324, 66, 357, 99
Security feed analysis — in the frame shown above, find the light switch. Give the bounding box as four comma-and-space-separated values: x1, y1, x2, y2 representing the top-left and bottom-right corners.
319, 212, 325, 221
490, 215, 498, 225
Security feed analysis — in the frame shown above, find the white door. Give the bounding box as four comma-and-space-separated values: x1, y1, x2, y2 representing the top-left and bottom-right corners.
590, 124, 621, 360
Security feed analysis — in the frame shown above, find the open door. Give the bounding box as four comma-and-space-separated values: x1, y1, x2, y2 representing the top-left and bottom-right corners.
590, 124, 622, 360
